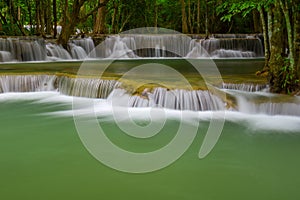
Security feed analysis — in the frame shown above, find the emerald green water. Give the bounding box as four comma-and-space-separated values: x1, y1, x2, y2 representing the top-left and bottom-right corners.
1, 93, 300, 199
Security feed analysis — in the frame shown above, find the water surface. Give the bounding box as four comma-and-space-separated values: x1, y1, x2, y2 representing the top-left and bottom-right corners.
1, 92, 299, 200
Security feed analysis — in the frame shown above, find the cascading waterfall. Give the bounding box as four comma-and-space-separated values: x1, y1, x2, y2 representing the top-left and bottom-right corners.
0, 74, 299, 116
187, 37, 264, 58
222, 83, 269, 92
132, 34, 191, 57
96, 34, 264, 58
109, 87, 225, 111
0, 75, 121, 99
0, 37, 96, 61
0, 74, 225, 111
107, 36, 137, 58
0, 34, 264, 62
0, 75, 57, 93
69, 43, 88, 59
223, 87, 300, 116
236, 94, 300, 116
0, 37, 46, 61
57, 76, 121, 98
0, 51, 12, 62
46, 43, 72, 60
71, 37, 96, 58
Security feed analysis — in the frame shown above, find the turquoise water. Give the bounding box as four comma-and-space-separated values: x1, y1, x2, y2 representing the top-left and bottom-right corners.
1, 92, 300, 200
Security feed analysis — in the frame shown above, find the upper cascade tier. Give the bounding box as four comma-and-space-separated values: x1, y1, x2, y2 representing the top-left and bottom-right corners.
0, 34, 264, 62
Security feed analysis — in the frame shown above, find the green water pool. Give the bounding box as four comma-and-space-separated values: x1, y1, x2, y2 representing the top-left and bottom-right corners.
0, 92, 300, 200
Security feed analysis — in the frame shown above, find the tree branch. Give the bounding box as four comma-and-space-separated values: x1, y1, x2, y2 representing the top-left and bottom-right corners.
79, 0, 109, 23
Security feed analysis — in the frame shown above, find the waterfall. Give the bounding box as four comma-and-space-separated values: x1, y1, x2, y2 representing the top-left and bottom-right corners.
132, 34, 191, 57
46, 43, 72, 60
0, 37, 96, 62
107, 36, 137, 58
109, 87, 225, 111
225, 89, 300, 116
57, 76, 121, 98
1, 74, 300, 115
0, 34, 264, 62
0, 75, 121, 99
0, 51, 12, 62
69, 43, 88, 59
0, 74, 225, 112
222, 83, 269, 92
71, 37, 96, 58
187, 37, 264, 58
0, 75, 57, 93
99, 34, 263, 58
211, 49, 256, 58
238, 101, 300, 116
0, 38, 47, 61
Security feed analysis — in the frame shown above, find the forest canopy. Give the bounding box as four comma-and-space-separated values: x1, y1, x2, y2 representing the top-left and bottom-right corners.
0, 0, 258, 37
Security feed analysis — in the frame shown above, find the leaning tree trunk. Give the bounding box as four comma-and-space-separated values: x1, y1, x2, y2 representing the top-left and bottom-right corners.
57, 23, 76, 49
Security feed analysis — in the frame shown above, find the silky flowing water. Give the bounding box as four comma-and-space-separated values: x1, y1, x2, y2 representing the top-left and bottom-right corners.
0, 33, 299, 199
0, 91, 300, 200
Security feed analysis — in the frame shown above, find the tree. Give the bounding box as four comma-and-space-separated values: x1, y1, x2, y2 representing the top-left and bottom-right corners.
217, 0, 300, 93
180, 0, 188, 33
57, 0, 109, 48
53, 0, 57, 38
93, 0, 107, 34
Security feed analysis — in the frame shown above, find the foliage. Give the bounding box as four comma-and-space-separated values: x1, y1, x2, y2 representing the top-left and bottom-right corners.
0, 0, 258, 35
278, 59, 299, 94
216, 1, 257, 22
216, 0, 275, 22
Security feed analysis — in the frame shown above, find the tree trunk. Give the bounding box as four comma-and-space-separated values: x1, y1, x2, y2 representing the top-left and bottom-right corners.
53, 0, 57, 38
26, 0, 33, 33
252, 10, 260, 33
197, 0, 200, 33
267, 8, 273, 53
35, 0, 40, 35
57, 0, 108, 47
180, 0, 188, 33
40, 1, 45, 36
278, 0, 295, 68
269, 3, 285, 93
58, 23, 76, 49
58, 0, 70, 48
293, 2, 300, 73
111, 4, 117, 34
205, 0, 209, 36
93, 0, 107, 34
258, 7, 270, 69
188, 0, 193, 34
45, 0, 52, 35
155, 1, 158, 29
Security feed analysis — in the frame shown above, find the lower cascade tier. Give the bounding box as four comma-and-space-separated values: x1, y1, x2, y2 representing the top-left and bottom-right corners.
0, 74, 299, 116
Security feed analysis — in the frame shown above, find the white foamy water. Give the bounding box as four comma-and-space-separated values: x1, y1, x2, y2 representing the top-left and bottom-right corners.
1, 92, 299, 133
